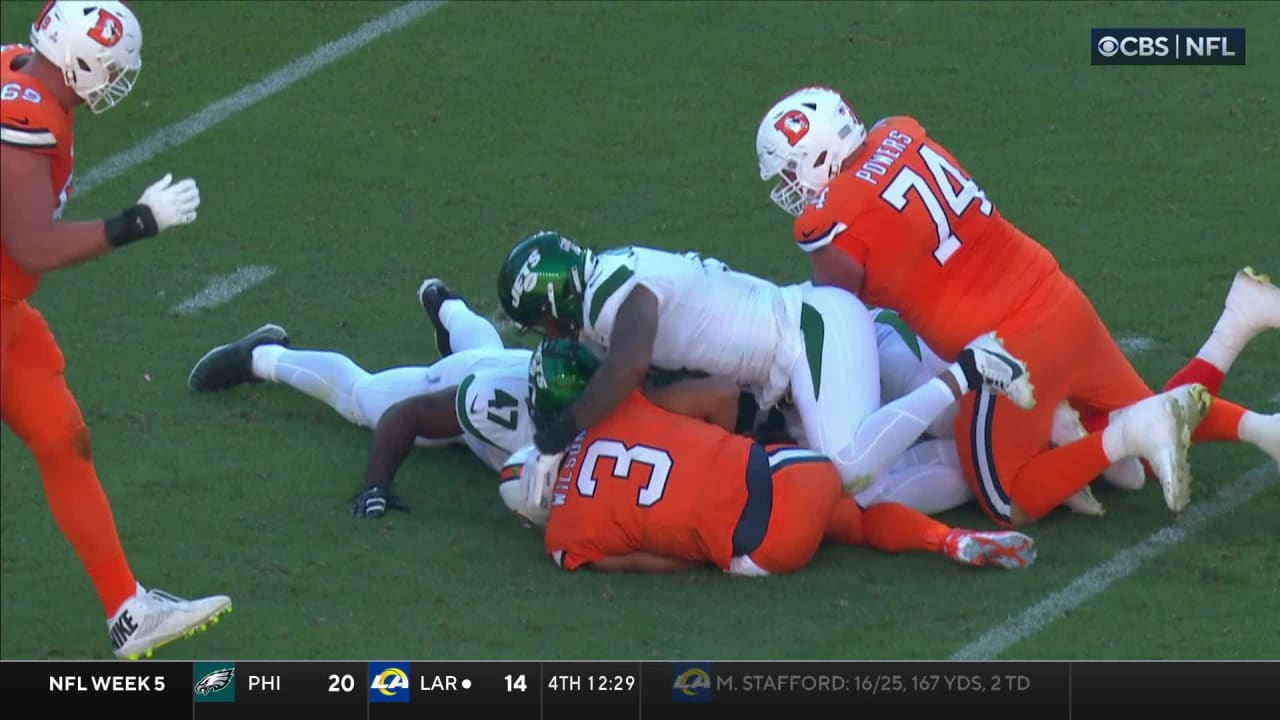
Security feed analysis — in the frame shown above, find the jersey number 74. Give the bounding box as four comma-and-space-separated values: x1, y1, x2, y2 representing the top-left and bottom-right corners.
880, 144, 993, 265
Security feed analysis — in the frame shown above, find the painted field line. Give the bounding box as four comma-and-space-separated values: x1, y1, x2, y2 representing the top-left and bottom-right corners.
76, 1, 446, 198
950, 461, 1278, 660
1271, 391, 1280, 409
1116, 334, 1154, 355
171, 266, 277, 315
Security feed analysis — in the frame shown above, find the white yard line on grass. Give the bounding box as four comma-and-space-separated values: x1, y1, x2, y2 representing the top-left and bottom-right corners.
1271, 391, 1280, 409
1117, 335, 1154, 355
75, 1, 447, 198
171, 266, 277, 315
950, 460, 1279, 660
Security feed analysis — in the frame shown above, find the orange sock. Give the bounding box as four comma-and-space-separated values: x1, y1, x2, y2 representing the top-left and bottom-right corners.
1192, 398, 1245, 443
1008, 433, 1112, 520
34, 433, 138, 617
1164, 357, 1226, 395
826, 499, 950, 552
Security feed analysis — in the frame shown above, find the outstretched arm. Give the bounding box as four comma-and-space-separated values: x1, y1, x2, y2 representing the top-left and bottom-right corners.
364, 388, 462, 490
536, 286, 659, 453
587, 552, 703, 574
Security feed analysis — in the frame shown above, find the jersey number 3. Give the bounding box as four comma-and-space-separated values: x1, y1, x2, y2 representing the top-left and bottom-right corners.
880, 145, 992, 265
577, 439, 671, 507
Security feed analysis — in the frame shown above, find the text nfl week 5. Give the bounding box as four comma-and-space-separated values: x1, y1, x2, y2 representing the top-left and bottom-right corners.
50, 674, 167, 692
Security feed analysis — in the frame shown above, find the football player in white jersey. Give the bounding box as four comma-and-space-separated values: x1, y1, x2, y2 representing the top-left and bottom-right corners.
495, 230, 1034, 496
187, 279, 534, 517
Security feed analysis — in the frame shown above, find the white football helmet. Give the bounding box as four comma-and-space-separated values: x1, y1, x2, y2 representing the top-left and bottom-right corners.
497, 445, 560, 528
30, 1, 143, 114
756, 86, 866, 216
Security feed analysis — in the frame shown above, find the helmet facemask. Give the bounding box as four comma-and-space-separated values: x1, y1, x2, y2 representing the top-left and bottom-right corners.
756, 87, 867, 217
73, 51, 140, 114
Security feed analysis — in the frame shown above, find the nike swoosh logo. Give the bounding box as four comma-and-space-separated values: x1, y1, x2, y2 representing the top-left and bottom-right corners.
10, 117, 30, 126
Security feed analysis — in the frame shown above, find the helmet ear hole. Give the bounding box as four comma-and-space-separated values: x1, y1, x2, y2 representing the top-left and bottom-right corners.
77, 58, 91, 72
813, 151, 828, 168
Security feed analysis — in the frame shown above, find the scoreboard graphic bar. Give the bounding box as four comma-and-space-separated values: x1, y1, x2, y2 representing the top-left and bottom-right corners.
3, 660, 1276, 717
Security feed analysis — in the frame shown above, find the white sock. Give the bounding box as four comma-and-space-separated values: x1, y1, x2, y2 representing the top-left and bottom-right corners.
250, 347, 369, 425
438, 299, 503, 353
1238, 411, 1278, 459
1196, 307, 1250, 373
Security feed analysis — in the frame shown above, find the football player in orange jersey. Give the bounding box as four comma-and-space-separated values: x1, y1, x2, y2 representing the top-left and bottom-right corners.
498, 339, 1037, 576
1, 2, 227, 659
754, 86, 1278, 528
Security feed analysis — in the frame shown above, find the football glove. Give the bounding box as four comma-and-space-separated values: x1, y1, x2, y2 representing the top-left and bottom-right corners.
534, 411, 579, 455
351, 485, 410, 519
138, 173, 200, 232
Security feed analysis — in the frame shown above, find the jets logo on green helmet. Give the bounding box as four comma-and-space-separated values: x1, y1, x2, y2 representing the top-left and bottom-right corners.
498, 231, 591, 335
528, 338, 600, 421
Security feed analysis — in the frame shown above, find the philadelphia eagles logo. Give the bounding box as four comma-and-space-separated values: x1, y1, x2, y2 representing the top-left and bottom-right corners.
195, 667, 234, 695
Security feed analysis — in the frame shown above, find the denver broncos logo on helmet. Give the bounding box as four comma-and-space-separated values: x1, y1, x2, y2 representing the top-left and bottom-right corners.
86, 8, 124, 48
774, 109, 810, 147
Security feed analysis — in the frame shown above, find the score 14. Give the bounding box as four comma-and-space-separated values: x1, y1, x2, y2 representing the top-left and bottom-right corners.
505, 674, 528, 692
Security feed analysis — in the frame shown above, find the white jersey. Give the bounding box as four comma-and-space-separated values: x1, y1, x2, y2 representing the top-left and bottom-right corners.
579, 247, 803, 405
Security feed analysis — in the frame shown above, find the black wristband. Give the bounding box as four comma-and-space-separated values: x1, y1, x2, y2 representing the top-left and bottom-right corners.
104, 204, 159, 248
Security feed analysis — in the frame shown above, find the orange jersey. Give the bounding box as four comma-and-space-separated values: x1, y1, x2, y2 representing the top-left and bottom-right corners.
1, 43, 76, 307
545, 392, 756, 571
794, 116, 1060, 360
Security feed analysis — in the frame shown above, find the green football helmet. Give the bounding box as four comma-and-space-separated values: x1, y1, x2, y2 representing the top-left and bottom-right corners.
528, 338, 600, 421
497, 230, 591, 336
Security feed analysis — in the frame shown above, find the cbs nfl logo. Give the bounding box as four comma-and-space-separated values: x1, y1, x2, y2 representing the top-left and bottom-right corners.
1092, 28, 1245, 66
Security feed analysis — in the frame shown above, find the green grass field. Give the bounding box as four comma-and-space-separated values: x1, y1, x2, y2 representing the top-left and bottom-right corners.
1, 0, 1277, 661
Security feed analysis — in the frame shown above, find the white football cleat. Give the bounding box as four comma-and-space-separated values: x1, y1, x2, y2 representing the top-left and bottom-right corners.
958, 332, 1035, 410
109, 585, 232, 660
1108, 384, 1210, 512
1050, 400, 1145, 492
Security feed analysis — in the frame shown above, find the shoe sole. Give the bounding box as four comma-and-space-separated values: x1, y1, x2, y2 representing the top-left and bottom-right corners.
187, 323, 289, 391
959, 532, 1037, 569
1155, 384, 1210, 512
118, 602, 233, 660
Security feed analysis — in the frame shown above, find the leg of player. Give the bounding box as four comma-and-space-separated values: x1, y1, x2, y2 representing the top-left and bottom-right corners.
824, 485, 1036, 569
418, 277, 505, 356
1080, 267, 1279, 468
1165, 266, 1279, 394
853, 439, 974, 515
2, 303, 230, 660
791, 286, 1033, 496
959, 280, 1211, 526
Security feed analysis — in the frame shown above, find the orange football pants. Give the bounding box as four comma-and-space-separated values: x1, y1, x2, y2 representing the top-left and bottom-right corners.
1, 301, 136, 616
747, 447, 954, 572
745, 450, 841, 575
952, 273, 1155, 526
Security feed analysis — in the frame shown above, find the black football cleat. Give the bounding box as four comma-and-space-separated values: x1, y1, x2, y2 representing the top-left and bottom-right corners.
417, 277, 461, 357
188, 323, 289, 392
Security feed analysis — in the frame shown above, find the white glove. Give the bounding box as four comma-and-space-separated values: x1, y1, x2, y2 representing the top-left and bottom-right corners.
137, 173, 200, 232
